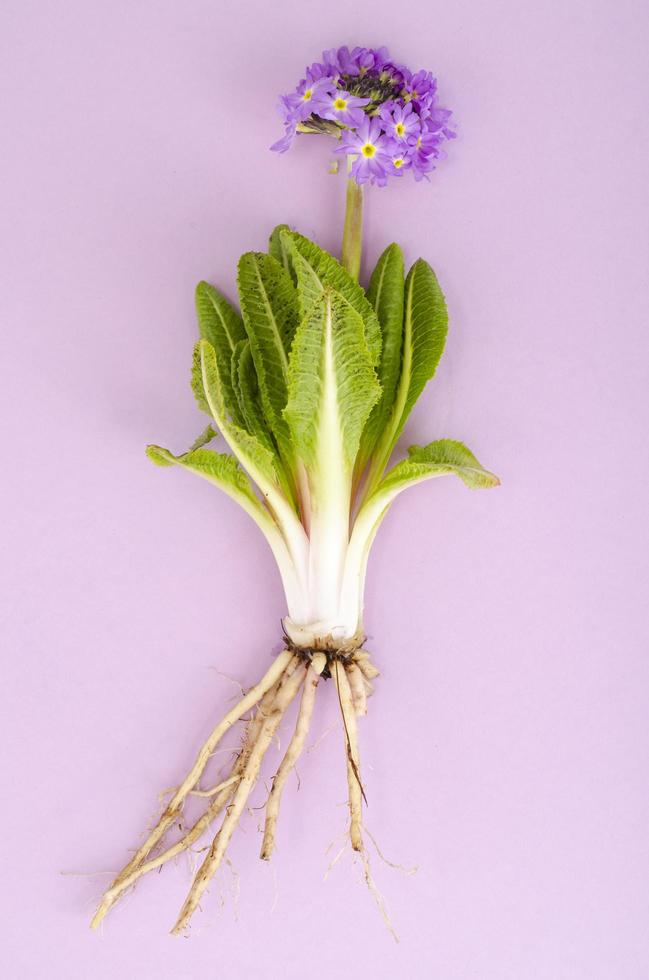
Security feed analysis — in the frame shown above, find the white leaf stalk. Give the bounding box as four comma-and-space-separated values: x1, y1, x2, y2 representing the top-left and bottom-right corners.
91, 174, 499, 936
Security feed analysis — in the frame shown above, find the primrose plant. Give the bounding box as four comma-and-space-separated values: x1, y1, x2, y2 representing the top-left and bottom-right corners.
92, 45, 498, 935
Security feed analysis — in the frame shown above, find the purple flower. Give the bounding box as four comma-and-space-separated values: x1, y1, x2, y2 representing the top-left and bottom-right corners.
387, 144, 412, 178
379, 101, 421, 143
323, 46, 357, 75
321, 45, 390, 77
422, 105, 456, 140
314, 88, 370, 127
306, 59, 339, 83
378, 61, 408, 87
408, 127, 444, 181
270, 127, 294, 154
350, 45, 389, 74
284, 76, 333, 122
270, 95, 298, 153
336, 117, 396, 187
403, 69, 437, 105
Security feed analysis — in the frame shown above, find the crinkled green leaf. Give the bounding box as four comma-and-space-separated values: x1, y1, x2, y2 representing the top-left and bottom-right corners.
234, 338, 275, 455
363, 258, 448, 494
237, 252, 298, 450
390, 258, 448, 441
284, 289, 381, 473
146, 439, 307, 611
268, 224, 293, 276
230, 339, 248, 421
193, 338, 278, 492
348, 439, 499, 573
195, 281, 246, 423
375, 439, 500, 498
145, 444, 175, 467
144, 443, 289, 549
356, 243, 405, 473
190, 341, 211, 415
146, 445, 259, 505
189, 424, 218, 451
280, 229, 382, 367
345, 440, 498, 628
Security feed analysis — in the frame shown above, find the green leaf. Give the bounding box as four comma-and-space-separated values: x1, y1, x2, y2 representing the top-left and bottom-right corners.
195, 282, 246, 423
189, 424, 218, 451
390, 259, 448, 441
363, 258, 448, 494
146, 445, 260, 506
190, 341, 211, 415
233, 338, 275, 455
146, 439, 308, 611
196, 338, 309, 553
284, 289, 381, 474
356, 243, 405, 472
144, 442, 294, 554
145, 444, 175, 467
268, 224, 293, 276
280, 229, 382, 367
230, 339, 248, 421
376, 439, 500, 498
344, 440, 498, 626
237, 252, 298, 449
347, 439, 499, 575
193, 338, 278, 491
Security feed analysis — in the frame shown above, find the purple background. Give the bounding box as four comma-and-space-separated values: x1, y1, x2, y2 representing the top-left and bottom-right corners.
2, 1, 648, 977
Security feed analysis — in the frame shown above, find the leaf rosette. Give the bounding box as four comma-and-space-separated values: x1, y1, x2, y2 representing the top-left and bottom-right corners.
148, 228, 498, 646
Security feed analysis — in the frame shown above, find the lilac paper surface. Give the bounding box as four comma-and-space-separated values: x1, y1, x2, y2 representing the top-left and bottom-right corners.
2, 2, 648, 978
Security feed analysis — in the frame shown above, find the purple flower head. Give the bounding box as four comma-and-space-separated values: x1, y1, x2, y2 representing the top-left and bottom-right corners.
271, 45, 455, 185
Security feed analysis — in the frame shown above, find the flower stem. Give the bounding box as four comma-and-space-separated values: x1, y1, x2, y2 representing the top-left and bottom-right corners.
341, 161, 363, 281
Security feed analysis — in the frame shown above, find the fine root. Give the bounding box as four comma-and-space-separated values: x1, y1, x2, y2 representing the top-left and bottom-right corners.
361, 849, 399, 943
364, 826, 418, 876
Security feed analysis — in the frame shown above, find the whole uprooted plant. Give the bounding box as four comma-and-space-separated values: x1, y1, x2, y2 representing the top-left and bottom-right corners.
91, 44, 498, 935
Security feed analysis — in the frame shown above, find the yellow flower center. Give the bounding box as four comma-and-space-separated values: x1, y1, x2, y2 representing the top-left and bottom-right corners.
394, 158, 404, 169
416, 136, 422, 149
395, 123, 405, 137
302, 89, 313, 101
333, 97, 348, 111
361, 143, 376, 158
